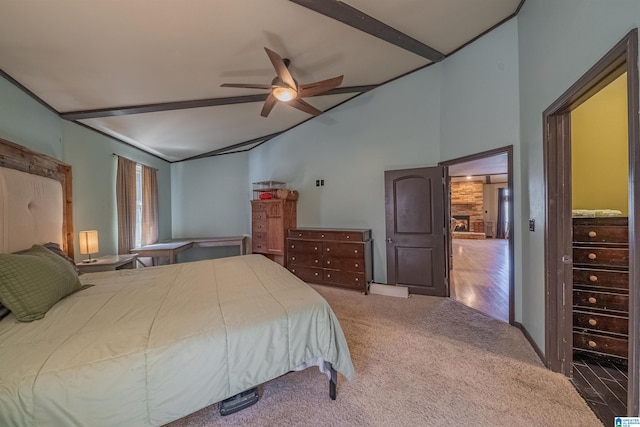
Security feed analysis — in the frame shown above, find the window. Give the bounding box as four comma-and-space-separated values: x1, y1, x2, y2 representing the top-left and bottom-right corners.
116, 156, 158, 254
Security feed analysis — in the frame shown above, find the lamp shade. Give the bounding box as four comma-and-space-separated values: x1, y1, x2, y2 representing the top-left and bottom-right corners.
79, 230, 99, 255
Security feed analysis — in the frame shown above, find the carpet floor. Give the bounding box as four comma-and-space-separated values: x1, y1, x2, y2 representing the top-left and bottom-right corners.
168, 285, 602, 426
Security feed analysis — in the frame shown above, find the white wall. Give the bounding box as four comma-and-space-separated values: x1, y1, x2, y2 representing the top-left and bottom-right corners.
517, 0, 640, 353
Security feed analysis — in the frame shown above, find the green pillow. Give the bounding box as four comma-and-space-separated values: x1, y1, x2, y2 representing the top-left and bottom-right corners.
0, 244, 81, 321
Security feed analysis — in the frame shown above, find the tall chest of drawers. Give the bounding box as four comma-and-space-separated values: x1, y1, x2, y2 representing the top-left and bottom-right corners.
287, 228, 373, 294
572, 217, 629, 362
251, 199, 297, 266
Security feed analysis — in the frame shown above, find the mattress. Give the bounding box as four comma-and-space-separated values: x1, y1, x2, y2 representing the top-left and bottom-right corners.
0, 255, 354, 426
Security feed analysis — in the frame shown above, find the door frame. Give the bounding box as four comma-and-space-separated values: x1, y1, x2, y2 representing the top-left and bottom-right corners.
543, 29, 639, 415
439, 145, 515, 325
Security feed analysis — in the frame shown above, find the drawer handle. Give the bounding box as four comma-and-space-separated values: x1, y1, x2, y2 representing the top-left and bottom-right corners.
315, 272, 319, 276
292, 257, 295, 261
588, 340, 597, 348
315, 259, 319, 263
588, 231, 597, 238
327, 274, 331, 278
355, 263, 359, 267
291, 245, 295, 249
355, 278, 359, 282
354, 249, 358, 254
326, 248, 330, 252
589, 275, 598, 282
298, 233, 302, 237
321, 234, 325, 238
588, 297, 597, 304
314, 247, 318, 251
588, 319, 597, 326
347, 235, 350, 239
292, 269, 296, 273
327, 261, 331, 265
588, 253, 597, 260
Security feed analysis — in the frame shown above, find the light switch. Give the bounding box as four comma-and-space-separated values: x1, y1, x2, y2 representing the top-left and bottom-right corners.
529, 219, 535, 232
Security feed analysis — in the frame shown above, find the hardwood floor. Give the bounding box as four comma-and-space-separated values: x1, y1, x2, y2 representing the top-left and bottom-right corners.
571, 353, 627, 426
450, 239, 509, 323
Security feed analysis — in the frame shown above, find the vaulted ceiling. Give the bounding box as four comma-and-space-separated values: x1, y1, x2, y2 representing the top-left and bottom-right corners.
0, 0, 522, 162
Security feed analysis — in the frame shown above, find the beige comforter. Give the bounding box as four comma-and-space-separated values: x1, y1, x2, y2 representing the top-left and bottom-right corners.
0, 255, 354, 426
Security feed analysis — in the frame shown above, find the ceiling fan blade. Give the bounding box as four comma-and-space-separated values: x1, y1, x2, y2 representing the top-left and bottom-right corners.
220, 83, 275, 90
299, 75, 344, 98
261, 93, 278, 117
264, 47, 297, 89
287, 98, 322, 116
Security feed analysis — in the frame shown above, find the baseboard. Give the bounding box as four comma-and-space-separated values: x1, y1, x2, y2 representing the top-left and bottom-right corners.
515, 321, 545, 364
370, 283, 409, 298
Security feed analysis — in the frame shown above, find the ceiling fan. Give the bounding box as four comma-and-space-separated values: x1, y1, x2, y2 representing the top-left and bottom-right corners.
221, 47, 344, 117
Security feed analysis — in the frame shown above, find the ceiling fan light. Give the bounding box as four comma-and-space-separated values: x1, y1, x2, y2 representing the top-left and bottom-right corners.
272, 86, 297, 102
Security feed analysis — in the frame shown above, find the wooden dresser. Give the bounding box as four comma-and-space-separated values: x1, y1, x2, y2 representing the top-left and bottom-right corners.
251, 199, 296, 266
572, 217, 629, 363
286, 228, 373, 294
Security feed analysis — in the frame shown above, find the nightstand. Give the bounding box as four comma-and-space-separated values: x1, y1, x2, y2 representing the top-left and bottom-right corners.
76, 254, 138, 274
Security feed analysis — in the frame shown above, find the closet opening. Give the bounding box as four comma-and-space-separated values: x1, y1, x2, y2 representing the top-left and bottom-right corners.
543, 29, 639, 419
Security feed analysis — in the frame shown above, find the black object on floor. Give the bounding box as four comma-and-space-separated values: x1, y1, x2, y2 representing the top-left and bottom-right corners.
571, 353, 627, 427
219, 388, 260, 416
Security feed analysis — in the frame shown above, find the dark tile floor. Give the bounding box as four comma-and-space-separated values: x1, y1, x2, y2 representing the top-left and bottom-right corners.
571, 353, 627, 427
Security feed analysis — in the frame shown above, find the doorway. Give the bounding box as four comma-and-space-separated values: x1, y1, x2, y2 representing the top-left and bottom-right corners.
440, 147, 514, 324
544, 29, 639, 417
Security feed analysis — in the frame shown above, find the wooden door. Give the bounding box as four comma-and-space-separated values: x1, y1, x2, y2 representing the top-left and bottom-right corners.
385, 167, 449, 296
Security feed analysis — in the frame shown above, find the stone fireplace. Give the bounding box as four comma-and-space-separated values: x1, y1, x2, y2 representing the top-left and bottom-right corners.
451, 180, 484, 233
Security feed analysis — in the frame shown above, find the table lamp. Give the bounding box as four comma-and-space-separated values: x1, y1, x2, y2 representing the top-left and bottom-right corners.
79, 230, 99, 263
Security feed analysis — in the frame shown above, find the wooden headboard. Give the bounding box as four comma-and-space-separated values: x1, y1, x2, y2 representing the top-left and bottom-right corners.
0, 138, 74, 257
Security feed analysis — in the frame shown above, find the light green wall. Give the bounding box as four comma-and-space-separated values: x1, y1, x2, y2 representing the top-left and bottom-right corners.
439, 18, 522, 319
63, 122, 172, 258
518, 0, 640, 354
171, 153, 250, 238
0, 75, 172, 260
249, 64, 444, 282
572, 73, 628, 215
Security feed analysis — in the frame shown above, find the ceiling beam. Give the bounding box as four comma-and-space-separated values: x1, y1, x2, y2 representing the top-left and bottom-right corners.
289, 0, 445, 62
181, 131, 285, 161
60, 85, 377, 121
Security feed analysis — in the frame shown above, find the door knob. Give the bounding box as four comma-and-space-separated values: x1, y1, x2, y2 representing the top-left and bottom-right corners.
386, 237, 393, 243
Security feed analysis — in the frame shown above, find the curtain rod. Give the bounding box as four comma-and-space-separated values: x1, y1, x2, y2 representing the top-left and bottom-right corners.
112, 153, 159, 171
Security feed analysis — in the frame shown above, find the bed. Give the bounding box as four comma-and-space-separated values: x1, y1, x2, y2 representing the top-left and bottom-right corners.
0, 139, 354, 426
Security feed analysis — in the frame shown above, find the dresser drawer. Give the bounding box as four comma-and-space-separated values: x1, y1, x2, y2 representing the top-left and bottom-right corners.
324, 256, 366, 273
288, 240, 322, 255
324, 270, 365, 289
573, 331, 628, 358
288, 265, 322, 282
252, 202, 267, 212
252, 220, 267, 233
290, 230, 325, 240
573, 268, 628, 291
573, 225, 628, 244
573, 310, 628, 335
573, 290, 628, 313
252, 240, 267, 253
323, 242, 365, 259
573, 247, 628, 267
252, 211, 267, 221
288, 253, 322, 267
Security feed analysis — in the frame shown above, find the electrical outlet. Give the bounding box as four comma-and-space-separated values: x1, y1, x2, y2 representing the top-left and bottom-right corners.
320, 179, 324, 186
529, 219, 535, 232
316, 180, 320, 187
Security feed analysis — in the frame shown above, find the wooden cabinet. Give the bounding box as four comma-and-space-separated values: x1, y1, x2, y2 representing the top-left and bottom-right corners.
286, 228, 372, 294
572, 217, 629, 363
251, 199, 296, 266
